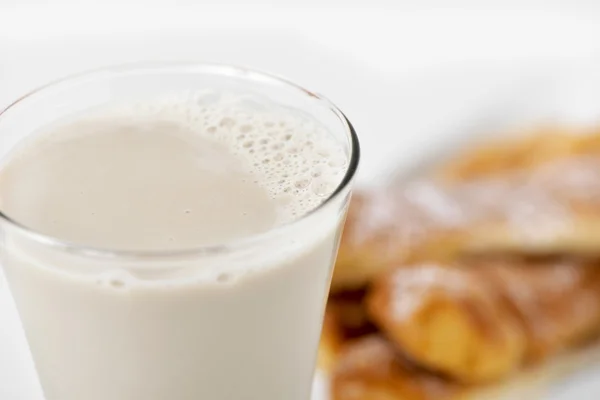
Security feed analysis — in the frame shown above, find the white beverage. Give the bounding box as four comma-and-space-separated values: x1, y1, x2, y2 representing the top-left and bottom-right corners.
0, 92, 350, 400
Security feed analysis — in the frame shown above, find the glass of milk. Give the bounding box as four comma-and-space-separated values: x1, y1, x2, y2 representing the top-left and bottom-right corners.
0, 63, 359, 400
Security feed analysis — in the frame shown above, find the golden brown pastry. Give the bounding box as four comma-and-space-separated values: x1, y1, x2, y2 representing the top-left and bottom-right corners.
333, 190, 403, 291
437, 128, 600, 183
457, 157, 600, 255
330, 335, 592, 400
367, 263, 527, 383
478, 256, 600, 362
319, 289, 378, 371
332, 186, 471, 292
319, 306, 345, 371
430, 127, 600, 254
334, 156, 600, 293
366, 255, 600, 382
328, 127, 600, 399
327, 288, 377, 339
331, 335, 461, 400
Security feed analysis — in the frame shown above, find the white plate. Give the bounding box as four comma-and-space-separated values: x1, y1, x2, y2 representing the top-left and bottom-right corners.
2, 4, 600, 399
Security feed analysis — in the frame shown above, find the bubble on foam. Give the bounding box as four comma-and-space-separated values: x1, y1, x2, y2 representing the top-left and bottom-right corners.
112, 90, 348, 224
294, 178, 310, 190
219, 117, 236, 129
312, 179, 337, 197
239, 124, 253, 133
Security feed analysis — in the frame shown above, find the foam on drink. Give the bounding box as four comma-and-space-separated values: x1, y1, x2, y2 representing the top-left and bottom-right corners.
0, 90, 347, 254
123, 90, 348, 220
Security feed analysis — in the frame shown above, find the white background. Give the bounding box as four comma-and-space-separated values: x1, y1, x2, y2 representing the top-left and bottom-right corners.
2, 2, 600, 399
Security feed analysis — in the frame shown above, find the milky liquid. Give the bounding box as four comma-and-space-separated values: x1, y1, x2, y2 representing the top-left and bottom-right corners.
0, 92, 350, 400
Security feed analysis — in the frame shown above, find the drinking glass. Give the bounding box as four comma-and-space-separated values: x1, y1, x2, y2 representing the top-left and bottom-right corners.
0, 63, 359, 400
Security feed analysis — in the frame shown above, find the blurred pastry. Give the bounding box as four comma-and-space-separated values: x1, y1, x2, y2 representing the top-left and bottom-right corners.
331, 335, 461, 400
437, 128, 600, 183
458, 157, 600, 255
478, 256, 600, 361
332, 184, 472, 292
330, 335, 586, 400
367, 263, 526, 383
366, 255, 600, 381
319, 306, 345, 371
327, 126, 600, 399
327, 288, 377, 339
434, 128, 600, 254
334, 156, 600, 291
319, 289, 378, 371
332, 190, 406, 292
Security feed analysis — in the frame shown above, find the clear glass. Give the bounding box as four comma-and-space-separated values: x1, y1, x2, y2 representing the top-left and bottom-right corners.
0, 63, 359, 400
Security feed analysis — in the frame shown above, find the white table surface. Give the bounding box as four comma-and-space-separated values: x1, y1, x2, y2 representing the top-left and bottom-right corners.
2, 3, 600, 399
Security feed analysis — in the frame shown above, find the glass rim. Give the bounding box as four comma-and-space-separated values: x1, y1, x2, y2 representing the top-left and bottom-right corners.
0, 62, 360, 260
